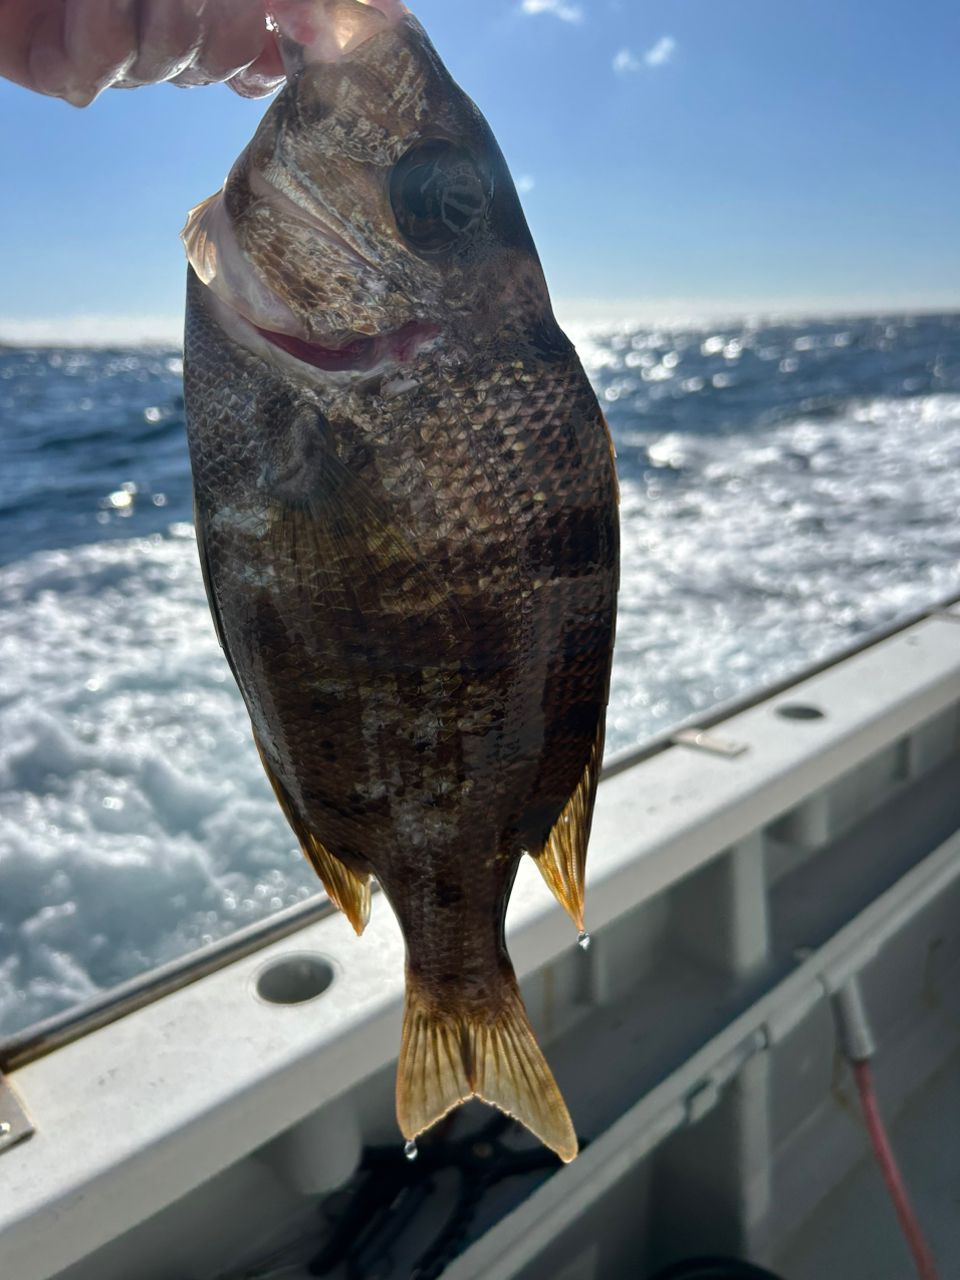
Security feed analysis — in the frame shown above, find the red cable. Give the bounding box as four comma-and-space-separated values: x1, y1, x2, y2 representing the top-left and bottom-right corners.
851, 1059, 940, 1280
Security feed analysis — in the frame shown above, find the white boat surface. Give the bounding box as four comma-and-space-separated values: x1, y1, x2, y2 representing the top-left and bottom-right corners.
1, 596, 958, 1280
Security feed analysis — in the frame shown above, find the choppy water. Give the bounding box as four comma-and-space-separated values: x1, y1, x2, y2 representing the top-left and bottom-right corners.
2, 313, 960, 1035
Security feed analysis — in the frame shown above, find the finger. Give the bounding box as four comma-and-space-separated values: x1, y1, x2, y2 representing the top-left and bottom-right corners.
115, 0, 206, 88
29, 0, 139, 107
248, 35, 286, 82
266, 0, 398, 69
0, 0, 55, 93
168, 0, 270, 87
226, 39, 285, 98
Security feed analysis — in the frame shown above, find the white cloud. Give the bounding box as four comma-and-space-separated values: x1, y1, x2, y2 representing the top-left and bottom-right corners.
520, 0, 584, 24
644, 35, 676, 67
515, 174, 536, 194
614, 37, 676, 75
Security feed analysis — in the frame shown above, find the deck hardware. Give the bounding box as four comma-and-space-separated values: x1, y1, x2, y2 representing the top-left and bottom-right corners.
672, 728, 749, 758
255, 954, 335, 1005
776, 703, 826, 721
0, 1073, 34, 1155
830, 976, 877, 1063
685, 1077, 722, 1123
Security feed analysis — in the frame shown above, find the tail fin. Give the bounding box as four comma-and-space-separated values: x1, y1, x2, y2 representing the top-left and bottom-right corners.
396, 969, 578, 1163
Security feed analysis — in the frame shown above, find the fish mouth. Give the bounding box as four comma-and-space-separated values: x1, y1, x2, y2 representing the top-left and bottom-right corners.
197, 279, 440, 377
252, 319, 439, 373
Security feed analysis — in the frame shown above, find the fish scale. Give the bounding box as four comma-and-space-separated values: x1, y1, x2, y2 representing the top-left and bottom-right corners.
182, 0, 618, 1162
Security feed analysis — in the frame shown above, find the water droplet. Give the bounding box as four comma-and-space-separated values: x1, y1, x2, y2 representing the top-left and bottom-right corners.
404, 1139, 418, 1161
577, 931, 591, 951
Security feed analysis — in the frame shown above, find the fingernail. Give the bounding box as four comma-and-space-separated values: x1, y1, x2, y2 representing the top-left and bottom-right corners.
229, 72, 285, 99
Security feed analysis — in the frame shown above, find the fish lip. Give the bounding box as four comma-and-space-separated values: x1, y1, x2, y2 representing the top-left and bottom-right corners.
253, 319, 441, 373
200, 280, 440, 378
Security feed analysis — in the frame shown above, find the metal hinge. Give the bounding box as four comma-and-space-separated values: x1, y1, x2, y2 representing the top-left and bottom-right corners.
672, 727, 750, 759
0, 1072, 34, 1155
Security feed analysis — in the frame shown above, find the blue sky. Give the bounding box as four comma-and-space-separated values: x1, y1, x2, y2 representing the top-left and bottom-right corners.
2, 0, 958, 341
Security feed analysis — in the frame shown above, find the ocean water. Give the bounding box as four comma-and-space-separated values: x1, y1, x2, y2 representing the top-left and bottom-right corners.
2, 314, 960, 1036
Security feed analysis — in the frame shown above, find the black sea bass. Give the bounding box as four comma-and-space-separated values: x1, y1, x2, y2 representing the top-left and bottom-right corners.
181, 0, 618, 1162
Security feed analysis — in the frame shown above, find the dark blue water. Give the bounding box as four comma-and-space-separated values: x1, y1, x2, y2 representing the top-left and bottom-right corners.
2, 314, 959, 567
594, 312, 960, 436
0, 348, 189, 566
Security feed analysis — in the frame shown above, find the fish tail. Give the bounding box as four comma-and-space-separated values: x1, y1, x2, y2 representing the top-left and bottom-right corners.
396, 965, 578, 1163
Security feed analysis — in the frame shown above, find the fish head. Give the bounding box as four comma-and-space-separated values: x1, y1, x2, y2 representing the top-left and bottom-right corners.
182, 0, 561, 380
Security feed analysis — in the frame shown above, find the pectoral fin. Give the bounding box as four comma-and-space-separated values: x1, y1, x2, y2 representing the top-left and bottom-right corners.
263, 407, 466, 632
253, 733, 371, 935
531, 724, 604, 933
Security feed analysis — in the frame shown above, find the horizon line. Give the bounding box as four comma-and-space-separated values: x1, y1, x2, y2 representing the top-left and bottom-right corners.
1, 295, 958, 348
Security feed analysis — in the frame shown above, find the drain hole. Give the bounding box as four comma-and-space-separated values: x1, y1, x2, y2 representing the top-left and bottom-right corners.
776, 703, 826, 721
256, 954, 335, 1005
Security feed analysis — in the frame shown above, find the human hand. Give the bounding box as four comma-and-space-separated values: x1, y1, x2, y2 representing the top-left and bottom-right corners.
0, 0, 285, 107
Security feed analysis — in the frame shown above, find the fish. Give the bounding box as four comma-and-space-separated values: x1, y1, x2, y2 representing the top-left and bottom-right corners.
181, 0, 618, 1163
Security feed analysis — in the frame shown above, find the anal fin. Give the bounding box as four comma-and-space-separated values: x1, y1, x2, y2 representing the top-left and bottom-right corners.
397, 968, 577, 1163
253, 734, 371, 936
531, 724, 604, 933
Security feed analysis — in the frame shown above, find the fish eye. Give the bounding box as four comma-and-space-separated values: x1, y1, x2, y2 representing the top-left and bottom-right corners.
390, 140, 490, 253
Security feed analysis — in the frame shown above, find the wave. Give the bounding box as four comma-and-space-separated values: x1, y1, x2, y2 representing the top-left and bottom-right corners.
0, 528, 316, 1034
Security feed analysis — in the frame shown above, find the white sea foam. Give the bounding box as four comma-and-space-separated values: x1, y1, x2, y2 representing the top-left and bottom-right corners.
0, 529, 315, 1034
2, 392, 960, 1034
608, 393, 960, 739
